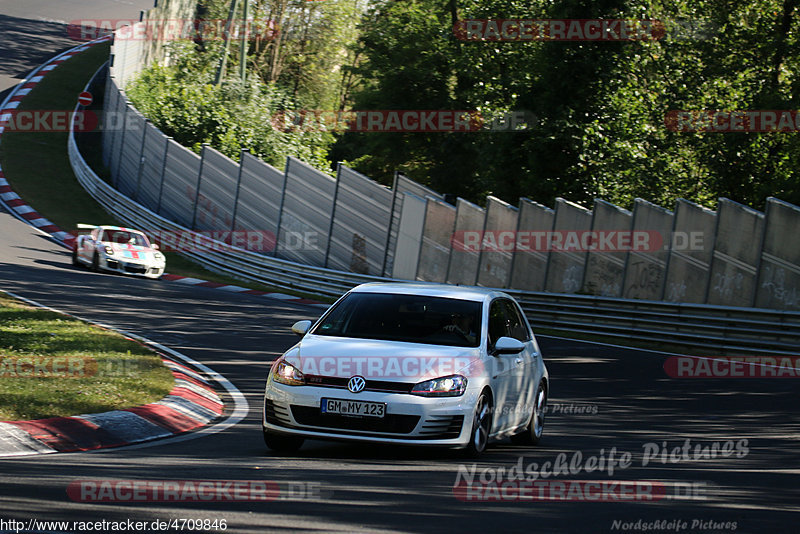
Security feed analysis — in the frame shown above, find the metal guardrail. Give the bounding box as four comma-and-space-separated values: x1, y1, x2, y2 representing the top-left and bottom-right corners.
509, 292, 800, 356
67, 66, 800, 358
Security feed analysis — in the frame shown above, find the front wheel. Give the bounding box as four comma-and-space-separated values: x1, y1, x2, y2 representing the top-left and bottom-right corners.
510, 382, 547, 445
463, 391, 493, 457
91, 251, 100, 272
263, 429, 304, 454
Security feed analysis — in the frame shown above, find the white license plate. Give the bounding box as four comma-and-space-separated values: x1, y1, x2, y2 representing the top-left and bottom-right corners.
321, 398, 386, 418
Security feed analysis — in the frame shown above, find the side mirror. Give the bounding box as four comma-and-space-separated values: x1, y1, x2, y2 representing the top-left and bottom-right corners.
492, 336, 525, 356
152, 243, 159, 250
291, 320, 312, 336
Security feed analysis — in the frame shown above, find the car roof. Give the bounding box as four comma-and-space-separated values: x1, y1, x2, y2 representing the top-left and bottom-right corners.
98, 226, 144, 233
349, 282, 507, 302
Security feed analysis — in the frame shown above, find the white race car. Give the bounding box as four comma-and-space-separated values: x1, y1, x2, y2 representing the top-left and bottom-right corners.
72, 224, 166, 279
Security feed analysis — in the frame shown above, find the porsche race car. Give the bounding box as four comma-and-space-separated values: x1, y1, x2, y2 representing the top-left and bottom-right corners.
72, 224, 166, 279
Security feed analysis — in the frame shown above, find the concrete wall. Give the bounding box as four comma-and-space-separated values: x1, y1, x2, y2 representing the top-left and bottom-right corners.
476, 197, 518, 288
544, 198, 592, 294
509, 199, 554, 291
582, 199, 631, 297
706, 199, 764, 307
754, 198, 800, 311
663, 199, 716, 303
416, 198, 457, 283
392, 193, 426, 280
446, 198, 484, 286
622, 199, 673, 300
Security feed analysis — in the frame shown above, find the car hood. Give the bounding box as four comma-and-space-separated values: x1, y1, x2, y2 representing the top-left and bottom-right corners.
103, 243, 158, 261
284, 335, 483, 383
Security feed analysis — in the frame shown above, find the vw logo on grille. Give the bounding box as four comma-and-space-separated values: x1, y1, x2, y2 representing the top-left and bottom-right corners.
347, 376, 366, 393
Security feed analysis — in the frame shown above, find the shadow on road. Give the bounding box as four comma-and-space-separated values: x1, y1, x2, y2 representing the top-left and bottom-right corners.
0, 14, 80, 94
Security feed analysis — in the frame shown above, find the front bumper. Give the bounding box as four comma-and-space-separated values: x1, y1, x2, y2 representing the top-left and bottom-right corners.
101, 256, 164, 279
263, 381, 477, 447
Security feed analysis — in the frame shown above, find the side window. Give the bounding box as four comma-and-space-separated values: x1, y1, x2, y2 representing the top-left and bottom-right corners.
502, 300, 531, 342
488, 300, 510, 346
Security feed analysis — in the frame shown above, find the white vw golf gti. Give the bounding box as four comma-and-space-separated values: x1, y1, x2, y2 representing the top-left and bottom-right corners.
262, 283, 549, 456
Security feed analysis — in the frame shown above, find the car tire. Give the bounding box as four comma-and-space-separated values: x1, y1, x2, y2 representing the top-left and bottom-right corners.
510, 381, 547, 446
463, 391, 493, 457
263, 429, 304, 453
91, 251, 100, 272
72, 247, 80, 267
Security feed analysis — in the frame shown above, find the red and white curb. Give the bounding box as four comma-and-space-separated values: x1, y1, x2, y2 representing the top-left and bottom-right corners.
0, 291, 247, 458
0, 36, 328, 310
0, 358, 223, 456
162, 275, 329, 308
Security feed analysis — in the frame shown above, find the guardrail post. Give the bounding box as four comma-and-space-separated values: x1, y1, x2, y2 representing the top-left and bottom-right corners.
191, 143, 209, 230
134, 119, 149, 201
230, 149, 246, 232
324, 163, 343, 268
156, 136, 170, 214
112, 100, 130, 190
473, 200, 490, 286
381, 171, 400, 277
274, 157, 290, 258
413, 197, 430, 282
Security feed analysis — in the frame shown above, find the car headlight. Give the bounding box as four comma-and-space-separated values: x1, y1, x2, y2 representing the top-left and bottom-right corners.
104, 246, 114, 255
411, 374, 467, 397
154, 252, 164, 260
272, 359, 305, 386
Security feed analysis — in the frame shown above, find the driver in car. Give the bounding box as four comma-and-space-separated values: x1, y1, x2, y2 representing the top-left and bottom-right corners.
441, 313, 478, 345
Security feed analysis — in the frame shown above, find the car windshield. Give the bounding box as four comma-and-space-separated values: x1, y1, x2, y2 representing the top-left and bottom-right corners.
312, 292, 482, 347
102, 230, 149, 247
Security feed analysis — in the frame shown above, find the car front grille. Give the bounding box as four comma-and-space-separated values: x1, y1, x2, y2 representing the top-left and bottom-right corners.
304, 375, 414, 394
290, 405, 420, 434
264, 399, 292, 426
418, 415, 465, 439
123, 264, 147, 274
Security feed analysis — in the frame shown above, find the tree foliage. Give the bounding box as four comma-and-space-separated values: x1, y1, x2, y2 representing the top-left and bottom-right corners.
334, 0, 800, 210
129, 0, 800, 211
126, 44, 333, 170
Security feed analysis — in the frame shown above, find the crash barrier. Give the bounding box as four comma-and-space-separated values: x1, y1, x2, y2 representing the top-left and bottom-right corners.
70, 67, 800, 357
99, 10, 800, 313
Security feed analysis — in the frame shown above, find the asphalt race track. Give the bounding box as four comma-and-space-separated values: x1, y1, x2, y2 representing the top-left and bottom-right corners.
1, 2, 799, 534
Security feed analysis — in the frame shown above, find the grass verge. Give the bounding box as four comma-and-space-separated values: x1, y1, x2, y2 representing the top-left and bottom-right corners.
0, 292, 174, 421
0, 43, 333, 304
